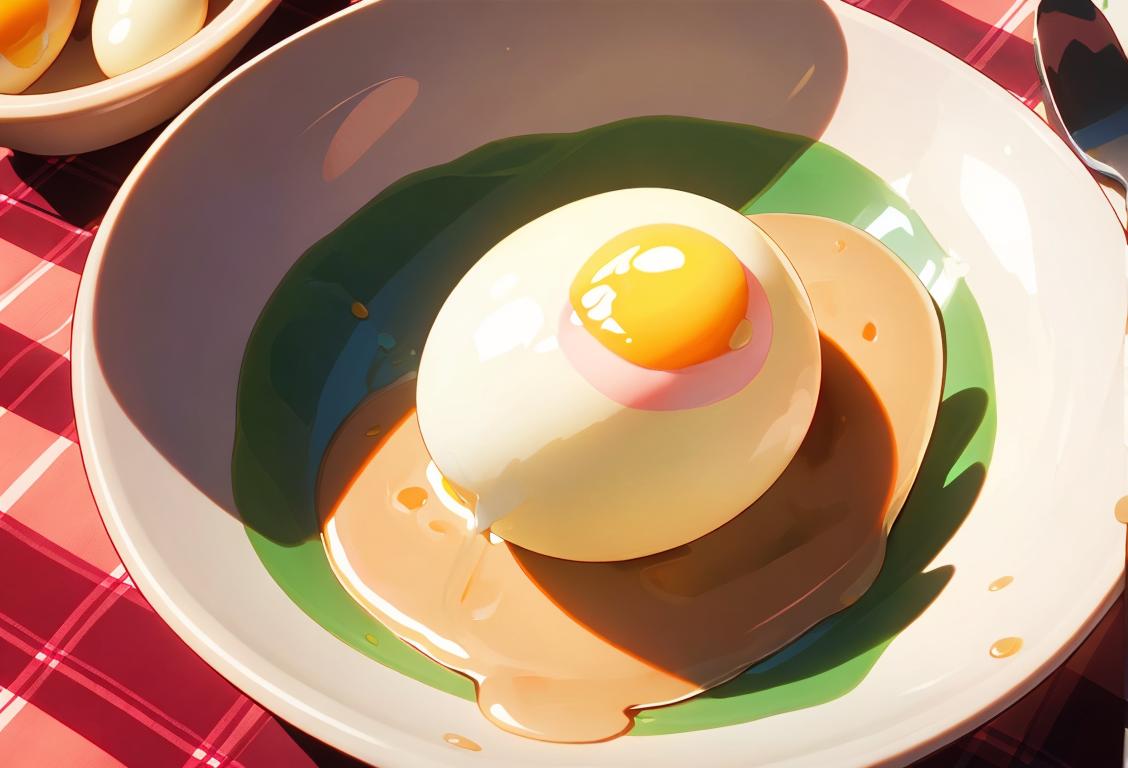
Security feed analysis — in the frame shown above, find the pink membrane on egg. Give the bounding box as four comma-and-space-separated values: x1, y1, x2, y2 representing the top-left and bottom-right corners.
558, 266, 774, 410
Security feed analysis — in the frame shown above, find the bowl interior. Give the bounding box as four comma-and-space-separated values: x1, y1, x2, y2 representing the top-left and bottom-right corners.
75, 2, 1127, 767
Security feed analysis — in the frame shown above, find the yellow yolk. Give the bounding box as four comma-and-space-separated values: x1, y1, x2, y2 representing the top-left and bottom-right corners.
0, 0, 49, 68
568, 223, 749, 370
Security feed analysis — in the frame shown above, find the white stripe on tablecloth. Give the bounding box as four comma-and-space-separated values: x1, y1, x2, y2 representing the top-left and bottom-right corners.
0, 436, 70, 513
0, 687, 29, 732
0, 261, 54, 314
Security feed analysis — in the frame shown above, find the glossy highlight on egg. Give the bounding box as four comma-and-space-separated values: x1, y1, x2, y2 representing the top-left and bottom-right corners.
92, 0, 208, 78
417, 188, 822, 563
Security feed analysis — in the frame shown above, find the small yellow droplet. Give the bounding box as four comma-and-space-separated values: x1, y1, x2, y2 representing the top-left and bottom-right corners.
989, 636, 1023, 658
833, 239, 846, 253
351, 301, 369, 319
1115, 495, 1128, 524
429, 519, 451, 534
365, 425, 382, 438
364, 633, 380, 646
862, 322, 877, 341
729, 318, 754, 350
988, 576, 1013, 592
443, 733, 482, 751
396, 486, 428, 511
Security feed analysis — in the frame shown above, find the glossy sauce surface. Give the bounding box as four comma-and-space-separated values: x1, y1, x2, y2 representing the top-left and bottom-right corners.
320, 213, 944, 743
323, 339, 891, 742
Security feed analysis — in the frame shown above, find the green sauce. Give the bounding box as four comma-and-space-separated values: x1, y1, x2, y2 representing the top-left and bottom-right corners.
231, 116, 996, 734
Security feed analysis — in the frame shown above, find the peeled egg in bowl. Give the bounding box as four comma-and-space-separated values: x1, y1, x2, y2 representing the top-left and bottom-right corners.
92, 0, 208, 78
416, 188, 822, 562
0, 0, 80, 94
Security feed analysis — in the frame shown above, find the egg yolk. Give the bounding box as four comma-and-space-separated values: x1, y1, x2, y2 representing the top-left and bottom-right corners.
0, 0, 48, 68
569, 223, 750, 370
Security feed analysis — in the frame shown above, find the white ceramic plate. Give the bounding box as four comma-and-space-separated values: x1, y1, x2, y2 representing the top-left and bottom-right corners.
73, 1, 1127, 766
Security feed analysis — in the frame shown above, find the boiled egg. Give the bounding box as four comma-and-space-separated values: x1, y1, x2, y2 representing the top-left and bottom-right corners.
0, 0, 80, 95
323, 215, 944, 743
92, 0, 207, 78
416, 188, 821, 562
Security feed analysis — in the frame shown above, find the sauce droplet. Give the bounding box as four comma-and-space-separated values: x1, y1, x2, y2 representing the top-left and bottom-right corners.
429, 519, 451, 534
365, 426, 382, 438
989, 636, 1023, 658
1115, 495, 1128, 524
443, 733, 482, 752
862, 322, 877, 342
988, 576, 1013, 592
396, 486, 428, 511
364, 632, 380, 646
351, 301, 369, 319
833, 239, 846, 253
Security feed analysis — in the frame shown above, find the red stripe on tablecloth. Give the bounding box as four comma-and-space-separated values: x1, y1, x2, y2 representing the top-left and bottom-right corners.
0, 578, 128, 721
180, 697, 257, 768
0, 326, 74, 440
0, 616, 214, 757
966, 0, 1030, 63
0, 516, 112, 589
215, 706, 273, 768
846, 0, 1039, 99
0, 544, 226, 761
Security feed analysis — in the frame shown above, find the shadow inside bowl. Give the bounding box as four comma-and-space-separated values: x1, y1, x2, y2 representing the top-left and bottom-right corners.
90, 0, 850, 534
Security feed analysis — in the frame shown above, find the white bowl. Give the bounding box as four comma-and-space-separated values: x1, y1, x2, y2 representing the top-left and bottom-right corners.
0, 0, 278, 155
73, 1, 1127, 766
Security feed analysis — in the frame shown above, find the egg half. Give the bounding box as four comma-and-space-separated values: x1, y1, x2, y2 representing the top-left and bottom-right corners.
92, 0, 207, 78
416, 188, 822, 562
0, 0, 80, 95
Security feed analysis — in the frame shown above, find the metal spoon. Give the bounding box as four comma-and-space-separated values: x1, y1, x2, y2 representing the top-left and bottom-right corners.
1034, 1, 1128, 752
1035, 0, 1128, 189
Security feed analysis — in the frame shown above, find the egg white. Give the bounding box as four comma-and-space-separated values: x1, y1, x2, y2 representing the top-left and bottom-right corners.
417, 188, 821, 561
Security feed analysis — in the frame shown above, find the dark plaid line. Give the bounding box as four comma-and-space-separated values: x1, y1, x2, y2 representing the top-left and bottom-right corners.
189, 696, 259, 768
0, 514, 152, 615
0, 609, 210, 756
0, 516, 108, 588
224, 708, 275, 768
32, 594, 249, 766
0, 325, 73, 440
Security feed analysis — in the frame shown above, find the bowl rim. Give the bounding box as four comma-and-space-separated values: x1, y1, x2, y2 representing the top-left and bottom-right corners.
71, 1, 1127, 766
0, 0, 279, 119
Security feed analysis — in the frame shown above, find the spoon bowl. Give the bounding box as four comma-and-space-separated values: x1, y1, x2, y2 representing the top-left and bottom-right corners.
1035, 0, 1128, 189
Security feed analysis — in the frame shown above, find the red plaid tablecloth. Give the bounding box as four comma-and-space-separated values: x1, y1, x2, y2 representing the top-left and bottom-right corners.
0, 1, 1121, 766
